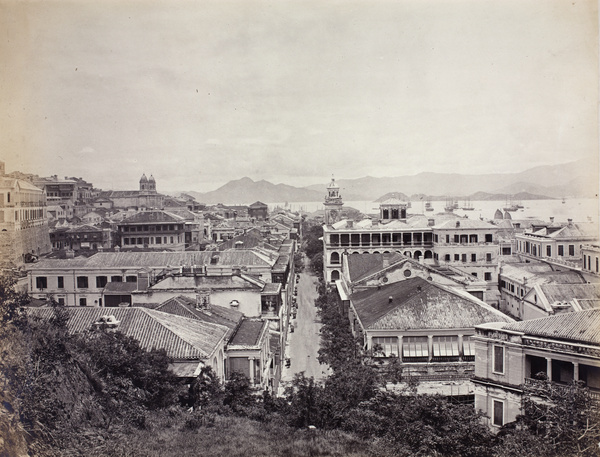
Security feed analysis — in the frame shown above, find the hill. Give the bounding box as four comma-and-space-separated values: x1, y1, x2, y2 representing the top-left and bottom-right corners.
183, 177, 325, 205
181, 159, 596, 204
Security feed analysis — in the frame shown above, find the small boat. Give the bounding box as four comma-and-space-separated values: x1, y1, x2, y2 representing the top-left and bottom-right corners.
562, 197, 566, 204
425, 201, 434, 212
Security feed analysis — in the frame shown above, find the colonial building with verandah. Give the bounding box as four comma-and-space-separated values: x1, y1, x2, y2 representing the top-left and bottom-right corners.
472, 309, 600, 429
344, 276, 513, 396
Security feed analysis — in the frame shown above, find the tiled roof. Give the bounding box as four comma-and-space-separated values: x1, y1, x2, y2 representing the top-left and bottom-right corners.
432, 219, 497, 230
249, 201, 268, 208
217, 228, 265, 251
0, 177, 43, 192
156, 296, 243, 330
229, 319, 266, 347
28, 307, 228, 360
501, 263, 585, 285
120, 210, 184, 224
261, 283, 281, 295
380, 198, 407, 205
503, 309, 600, 345
101, 190, 143, 198
150, 274, 263, 291
351, 277, 513, 330
31, 250, 274, 270
538, 283, 600, 304
347, 252, 405, 282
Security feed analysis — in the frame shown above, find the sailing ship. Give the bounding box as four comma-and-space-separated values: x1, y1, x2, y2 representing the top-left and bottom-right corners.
503, 196, 519, 212
462, 199, 475, 211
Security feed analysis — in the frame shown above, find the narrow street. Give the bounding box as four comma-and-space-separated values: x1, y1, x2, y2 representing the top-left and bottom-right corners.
279, 261, 330, 392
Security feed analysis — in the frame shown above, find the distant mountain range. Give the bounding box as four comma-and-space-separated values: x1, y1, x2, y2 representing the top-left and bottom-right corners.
181, 159, 597, 204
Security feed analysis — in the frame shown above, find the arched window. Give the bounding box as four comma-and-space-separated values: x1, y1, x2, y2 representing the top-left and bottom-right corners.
331, 270, 340, 281
331, 252, 340, 264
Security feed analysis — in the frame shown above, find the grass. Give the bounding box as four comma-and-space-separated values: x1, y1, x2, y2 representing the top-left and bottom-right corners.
79, 411, 378, 457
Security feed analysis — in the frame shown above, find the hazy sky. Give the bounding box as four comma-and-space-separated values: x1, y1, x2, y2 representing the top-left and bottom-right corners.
1, 0, 597, 192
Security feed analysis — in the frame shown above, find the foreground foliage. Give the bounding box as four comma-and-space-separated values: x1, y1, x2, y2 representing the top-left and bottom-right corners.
2, 268, 598, 457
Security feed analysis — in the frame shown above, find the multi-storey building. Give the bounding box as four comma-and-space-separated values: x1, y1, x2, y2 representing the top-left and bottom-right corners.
117, 210, 186, 251
0, 163, 51, 266
581, 244, 600, 279
515, 218, 599, 269
33, 175, 95, 207
472, 309, 600, 428
321, 179, 499, 286
50, 223, 113, 251
26, 250, 276, 307
248, 201, 269, 221
498, 261, 587, 319
431, 218, 499, 283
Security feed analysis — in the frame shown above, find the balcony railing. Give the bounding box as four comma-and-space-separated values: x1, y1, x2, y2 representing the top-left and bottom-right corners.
524, 377, 600, 401
329, 241, 434, 248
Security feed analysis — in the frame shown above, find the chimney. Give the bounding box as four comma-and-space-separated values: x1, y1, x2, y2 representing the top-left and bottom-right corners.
456, 221, 460, 228
93, 315, 120, 331
388, 296, 393, 304
347, 220, 353, 228
567, 218, 573, 227
549, 216, 554, 223
428, 218, 435, 226
417, 286, 422, 292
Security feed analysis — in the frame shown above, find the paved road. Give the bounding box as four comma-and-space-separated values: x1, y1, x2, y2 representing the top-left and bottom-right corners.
280, 265, 330, 391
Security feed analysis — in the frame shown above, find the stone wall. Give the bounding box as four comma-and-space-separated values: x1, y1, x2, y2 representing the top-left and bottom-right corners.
0, 225, 51, 267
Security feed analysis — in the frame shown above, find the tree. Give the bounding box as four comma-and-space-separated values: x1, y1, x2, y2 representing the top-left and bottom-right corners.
344, 391, 494, 457
495, 378, 600, 457
188, 365, 223, 409
285, 373, 325, 428
223, 371, 255, 411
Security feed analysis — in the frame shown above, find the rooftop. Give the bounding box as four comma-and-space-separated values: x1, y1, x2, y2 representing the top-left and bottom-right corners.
30, 250, 275, 270
229, 318, 266, 347
155, 295, 243, 331
503, 309, 600, 345
28, 307, 228, 360
351, 277, 513, 330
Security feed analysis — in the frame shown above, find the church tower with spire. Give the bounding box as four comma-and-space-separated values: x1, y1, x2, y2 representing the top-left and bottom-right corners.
323, 176, 343, 225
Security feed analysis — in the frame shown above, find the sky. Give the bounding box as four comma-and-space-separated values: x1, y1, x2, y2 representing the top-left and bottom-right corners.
0, 0, 597, 192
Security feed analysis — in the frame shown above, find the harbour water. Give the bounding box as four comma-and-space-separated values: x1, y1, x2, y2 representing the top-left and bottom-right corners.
269, 198, 599, 224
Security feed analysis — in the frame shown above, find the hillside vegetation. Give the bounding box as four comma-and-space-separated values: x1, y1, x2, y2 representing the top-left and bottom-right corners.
1, 262, 598, 456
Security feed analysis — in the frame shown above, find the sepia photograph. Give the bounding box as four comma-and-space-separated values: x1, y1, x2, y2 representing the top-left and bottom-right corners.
0, 0, 598, 456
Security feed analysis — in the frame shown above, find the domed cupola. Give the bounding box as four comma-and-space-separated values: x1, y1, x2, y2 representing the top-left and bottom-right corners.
139, 173, 148, 191
148, 174, 156, 192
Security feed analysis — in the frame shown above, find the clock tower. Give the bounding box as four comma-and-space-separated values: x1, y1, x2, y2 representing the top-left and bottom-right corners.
324, 176, 343, 225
